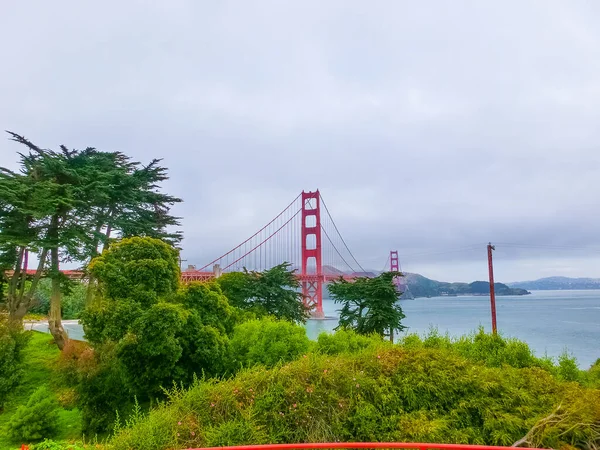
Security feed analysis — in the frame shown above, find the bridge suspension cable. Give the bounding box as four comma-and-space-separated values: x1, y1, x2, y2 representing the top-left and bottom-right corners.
198, 193, 302, 271
319, 193, 366, 273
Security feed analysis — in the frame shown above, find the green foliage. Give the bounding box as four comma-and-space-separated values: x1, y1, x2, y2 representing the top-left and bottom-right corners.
0, 332, 83, 449
329, 271, 406, 339
74, 344, 133, 433
557, 350, 581, 382
8, 386, 60, 441
77, 255, 235, 431
176, 315, 230, 384
80, 298, 143, 345
175, 281, 235, 334
0, 317, 30, 408
585, 358, 600, 388
217, 263, 309, 323
31, 439, 87, 450
109, 341, 600, 450
229, 318, 310, 370
89, 236, 180, 306
316, 329, 383, 355
30, 279, 87, 319
116, 303, 187, 396
400, 327, 548, 370
216, 272, 248, 309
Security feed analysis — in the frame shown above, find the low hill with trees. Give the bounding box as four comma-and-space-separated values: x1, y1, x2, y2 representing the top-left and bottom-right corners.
402, 273, 530, 298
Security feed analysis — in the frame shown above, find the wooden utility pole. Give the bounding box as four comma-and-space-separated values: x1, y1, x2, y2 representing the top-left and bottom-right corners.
487, 243, 497, 334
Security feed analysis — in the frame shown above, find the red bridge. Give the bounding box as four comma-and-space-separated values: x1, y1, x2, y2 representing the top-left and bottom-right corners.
182, 190, 377, 318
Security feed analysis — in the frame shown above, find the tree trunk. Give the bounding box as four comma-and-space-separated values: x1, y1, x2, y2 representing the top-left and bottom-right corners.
7, 247, 25, 299
17, 249, 28, 300
85, 219, 112, 305
8, 248, 48, 323
7, 247, 25, 323
389, 327, 394, 344
24, 248, 48, 304
48, 243, 68, 350
85, 274, 96, 305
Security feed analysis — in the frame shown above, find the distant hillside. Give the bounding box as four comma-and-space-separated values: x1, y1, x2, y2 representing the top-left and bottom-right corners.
508, 276, 600, 290
402, 273, 530, 298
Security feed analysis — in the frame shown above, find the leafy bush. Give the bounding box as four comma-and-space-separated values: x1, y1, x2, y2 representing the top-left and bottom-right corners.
31, 439, 86, 450
109, 345, 600, 450
585, 358, 600, 388
316, 329, 383, 355
557, 350, 581, 382
116, 303, 186, 396
75, 343, 133, 433
80, 298, 144, 346
8, 386, 60, 442
400, 326, 549, 370
228, 318, 309, 370
0, 317, 30, 407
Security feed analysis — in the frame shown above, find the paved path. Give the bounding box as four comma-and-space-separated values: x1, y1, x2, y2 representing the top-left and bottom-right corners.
25, 319, 85, 341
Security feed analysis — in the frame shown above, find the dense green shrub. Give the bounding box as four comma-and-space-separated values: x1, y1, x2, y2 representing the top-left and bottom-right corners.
8, 386, 60, 442
556, 350, 581, 382
74, 343, 133, 433
228, 318, 309, 370
400, 326, 551, 370
80, 297, 144, 345
109, 344, 600, 450
76, 276, 237, 431
316, 329, 383, 355
0, 317, 30, 408
31, 439, 86, 450
116, 303, 186, 396
585, 358, 600, 388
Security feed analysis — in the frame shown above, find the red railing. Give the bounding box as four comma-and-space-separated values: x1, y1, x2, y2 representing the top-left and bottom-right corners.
186, 443, 547, 450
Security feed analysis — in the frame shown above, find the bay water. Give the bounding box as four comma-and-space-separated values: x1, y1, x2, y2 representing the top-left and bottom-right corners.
31, 290, 600, 369
306, 289, 600, 369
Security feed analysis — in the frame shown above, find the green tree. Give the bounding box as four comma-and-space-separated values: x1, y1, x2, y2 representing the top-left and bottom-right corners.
7, 386, 60, 441
328, 271, 406, 342
81, 155, 182, 305
88, 236, 180, 307
79, 237, 234, 427
1, 132, 182, 336
217, 263, 308, 323
0, 160, 52, 322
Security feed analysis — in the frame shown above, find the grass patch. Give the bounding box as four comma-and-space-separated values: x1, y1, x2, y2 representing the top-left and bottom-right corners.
0, 331, 82, 449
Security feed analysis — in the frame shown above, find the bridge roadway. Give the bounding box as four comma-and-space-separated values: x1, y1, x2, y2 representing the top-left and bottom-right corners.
7, 269, 361, 282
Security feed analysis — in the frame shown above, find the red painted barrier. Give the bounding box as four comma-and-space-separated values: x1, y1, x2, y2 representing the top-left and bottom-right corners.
187, 442, 547, 450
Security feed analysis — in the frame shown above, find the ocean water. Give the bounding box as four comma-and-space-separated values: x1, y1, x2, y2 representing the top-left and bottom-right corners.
32, 290, 600, 369
305, 290, 600, 369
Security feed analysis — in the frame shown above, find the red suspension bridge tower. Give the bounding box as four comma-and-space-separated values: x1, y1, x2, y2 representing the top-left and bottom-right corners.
390, 250, 399, 272
301, 190, 324, 318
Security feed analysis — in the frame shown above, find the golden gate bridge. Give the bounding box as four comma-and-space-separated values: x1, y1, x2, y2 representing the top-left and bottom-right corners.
181, 190, 398, 318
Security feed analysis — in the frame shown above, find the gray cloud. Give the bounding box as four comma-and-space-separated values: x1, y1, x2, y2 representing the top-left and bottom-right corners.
2, 0, 600, 282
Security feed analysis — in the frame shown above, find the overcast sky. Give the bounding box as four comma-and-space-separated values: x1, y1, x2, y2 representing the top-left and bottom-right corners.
2, 1, 600, 283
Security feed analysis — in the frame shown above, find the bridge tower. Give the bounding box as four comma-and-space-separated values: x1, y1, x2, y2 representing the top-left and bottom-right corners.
390, 250, 399, 272
301, 190, 324, 318
390, 250, 403, 292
